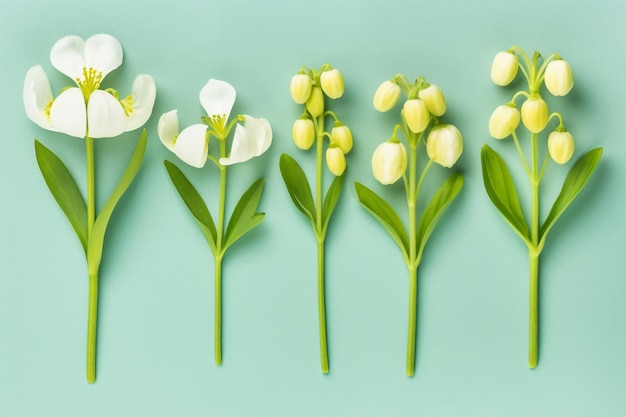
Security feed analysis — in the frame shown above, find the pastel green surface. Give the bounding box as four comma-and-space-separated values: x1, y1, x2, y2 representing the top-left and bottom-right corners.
1, 0, 625, 415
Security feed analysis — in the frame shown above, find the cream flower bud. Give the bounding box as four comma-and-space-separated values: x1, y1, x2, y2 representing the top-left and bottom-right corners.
326, 146, 346, 176
371, 141, 407, 185
426, 124, 463, 168
548, 131, 575, 164
521, 97, 549, 133
373, 81, 401, 112
544, 59, 574, 96
320, 68, 344, 99
331, 124, 353, 154
489, 104, 520, 139
292, 118, 315, 150
403, 99, 430, 133
290, 74, 313, 104
418, 84, 446, 117
491, 51, 519, 86
306, 86, 324, 117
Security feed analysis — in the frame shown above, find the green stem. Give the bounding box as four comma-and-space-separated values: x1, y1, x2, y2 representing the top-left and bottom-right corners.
85, 136, 97, 384
215, 140, 227, 365
317, 237, 329, 373
529, 249, 539, 368
406, 265, 417, 377
86, 272, 98, 383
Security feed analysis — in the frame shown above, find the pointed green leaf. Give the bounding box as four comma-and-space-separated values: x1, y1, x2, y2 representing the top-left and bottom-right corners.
322, 173, 344, 234
224, 178, 266, 251
540, 148, 602, 245
164, 159, 217, 254
416, 173, 464, 262
34, 140, 88, 255
355, 182, 409, 262
279, 153, 316, 224
481, 144, 531, 244
87, 130, 146, 274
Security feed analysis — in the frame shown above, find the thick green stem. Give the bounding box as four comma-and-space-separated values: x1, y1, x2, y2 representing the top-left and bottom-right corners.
86, 272, 98, 383
215, 141, 227, 365
406, 266, 418, 377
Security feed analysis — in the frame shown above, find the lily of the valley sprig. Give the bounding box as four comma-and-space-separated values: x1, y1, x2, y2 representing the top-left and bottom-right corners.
355, 74, 463, 377
159, 79, 271, 366
23, 34, 156, 383
482, 47, 602, 368
280, 64, 352, 373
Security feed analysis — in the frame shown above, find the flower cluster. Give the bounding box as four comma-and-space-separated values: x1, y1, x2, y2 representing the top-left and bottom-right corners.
371, 75, 462, 184
489, 48, 575, 164
290, 65, 352, 175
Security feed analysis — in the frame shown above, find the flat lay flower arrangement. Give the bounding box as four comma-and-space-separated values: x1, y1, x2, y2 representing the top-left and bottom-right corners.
22, 34, 602, 383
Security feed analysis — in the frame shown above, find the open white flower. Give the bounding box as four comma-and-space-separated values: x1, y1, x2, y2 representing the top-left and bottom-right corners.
158, 79, 272, 168
23, 34, 156, 139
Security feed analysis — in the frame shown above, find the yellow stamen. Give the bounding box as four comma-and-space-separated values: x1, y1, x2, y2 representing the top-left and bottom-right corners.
76, 67, 103, 102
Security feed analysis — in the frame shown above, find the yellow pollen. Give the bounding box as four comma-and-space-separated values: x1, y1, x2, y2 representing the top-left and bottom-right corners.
76, 67, 103, 101
44, 98, 54, 119
120, 95, 135, 117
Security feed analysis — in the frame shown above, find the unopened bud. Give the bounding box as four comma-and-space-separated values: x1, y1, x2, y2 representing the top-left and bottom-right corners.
373, 81, 401, 112
292, 118, 315, 150
326, 146, 346, 176
371, 140, 407, 185
306, 86, 324, 117
544, 59, 574, 96
521, 97, 549, 133
491, 51, 519, 86
426, 124, 463, 168
403, 99, 430, 133
320, 68, 344, 99
548, 130, 575, 164
418, 84, 446, 117
331, 124, 353, 154
290, 74, 313, 104
489, 104, 520, 139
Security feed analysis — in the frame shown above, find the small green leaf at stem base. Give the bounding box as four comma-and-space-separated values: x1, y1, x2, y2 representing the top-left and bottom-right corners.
322, 173, 344, 234
223, 178, 266, 251
481, 144, 531, 245
279, 153, 316, 225
34, 140, 88, 254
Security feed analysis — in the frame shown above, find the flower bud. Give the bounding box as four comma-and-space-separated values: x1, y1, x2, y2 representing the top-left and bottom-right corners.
548, 131, 575, 164
426, 124, 463, 168
402, 99, 430, 133
489, 104, 520, 139
544, 59, 574, 96
371, 141, 407, 185
290, 74, 313, 104
373, 81, 401, 112
306, 86, 324, 117
326, 146, 346, 176
292, 118, 315, 150
491, 51, 519, 86
418, 84, 446, 117
331, 124, 353, 154
521, 97, 549, 133
320, 68, 344, 99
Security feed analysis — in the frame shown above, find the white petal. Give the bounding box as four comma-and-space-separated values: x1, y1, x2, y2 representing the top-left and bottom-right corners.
84, 34, 123, 79
125, 74, 156, 132
243, 115, 272, 156
199, 79, 236, 119
174, 124, 208, 168
49, 87, 86, 138
158, 110, 179, 151
219, 124, 255, 166
50, 35, 86, 81
87, 90, 126, 138
23, 65, 55, 131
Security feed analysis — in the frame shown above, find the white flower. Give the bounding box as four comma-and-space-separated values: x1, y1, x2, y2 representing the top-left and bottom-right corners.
371, 141, 407, 185
23, 34, 156, 139
158, 79, 272, 168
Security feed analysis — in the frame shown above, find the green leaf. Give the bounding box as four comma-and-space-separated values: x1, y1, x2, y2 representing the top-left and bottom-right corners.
539, 148, 602, 246
355, 182, 409, 262
164, 159, 217, 254
416, 173, 464, 262
279, 153, 316, 224
481, 144, 530, 244
223, 178, 266, 251
34, 140, 88, 255
322, 173, 344, 234
87, 130, 146, 274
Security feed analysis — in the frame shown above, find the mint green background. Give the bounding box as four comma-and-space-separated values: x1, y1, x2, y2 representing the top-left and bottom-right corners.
1, 0, 625, 415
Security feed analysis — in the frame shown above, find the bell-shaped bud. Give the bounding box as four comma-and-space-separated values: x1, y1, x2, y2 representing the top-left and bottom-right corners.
331, 124, 353, 154
292, 118, 315, 150
320, 68, 344, 99
489, 104, 520, 139
306, 86, 324, 117
426, 124, 463, 168
290, 74, 313, 104
326, 146, 346, 176
373, 81, 401, 112
548, 130, 575, 164
491, 51, 519, 86
403, 99, 430, 133
371, 140, 407, 185
521, 97, 549, 133
544, 59, 574, 96
418, 84, 446, 117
